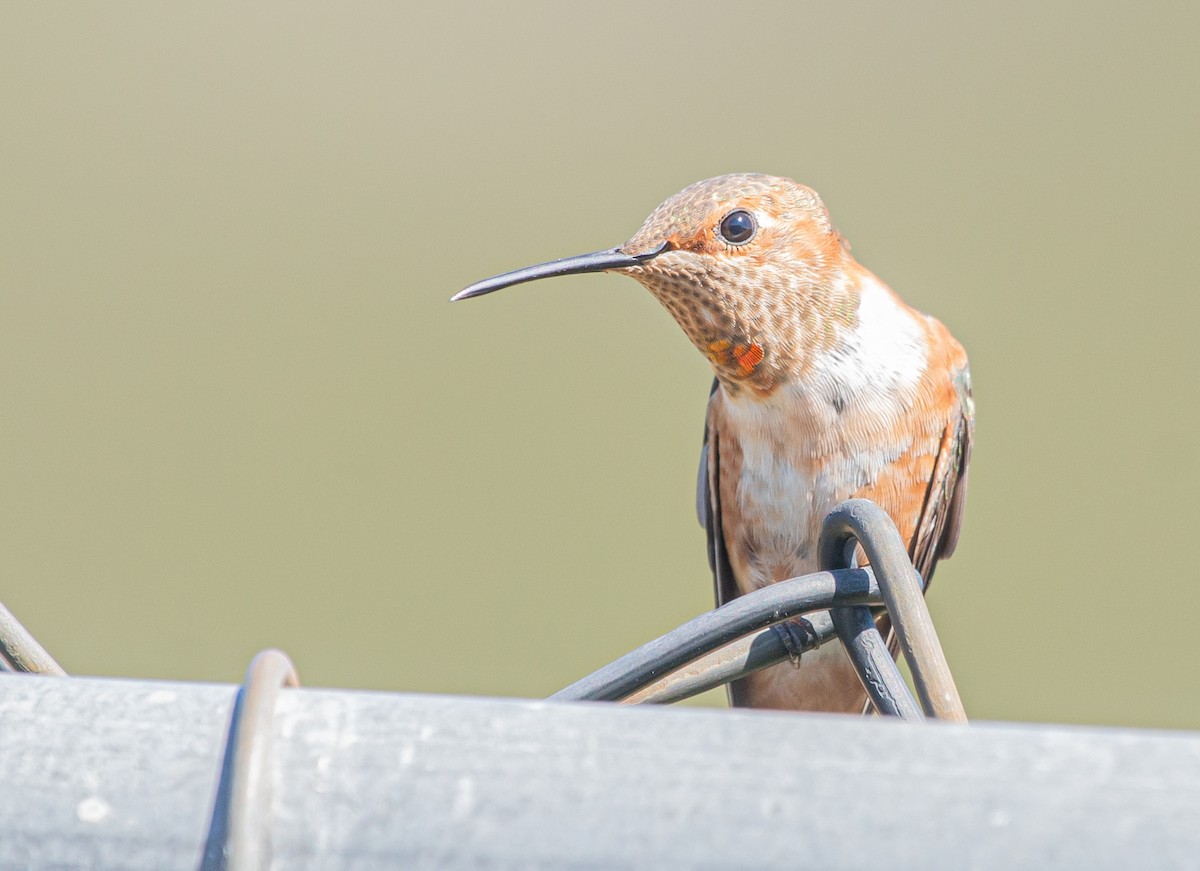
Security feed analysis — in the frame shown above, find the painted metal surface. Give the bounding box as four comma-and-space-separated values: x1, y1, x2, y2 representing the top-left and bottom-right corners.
1, 672, 1198, 869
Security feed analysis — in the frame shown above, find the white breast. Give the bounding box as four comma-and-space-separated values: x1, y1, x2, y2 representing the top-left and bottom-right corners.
721, 275, 928, 587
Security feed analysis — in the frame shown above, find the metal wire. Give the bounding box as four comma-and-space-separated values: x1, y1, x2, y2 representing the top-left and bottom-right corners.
551, 566, 883, 703
819, 499, 967, 722
819, 503, 925, 720
561, 499, 961, 722
830, 605, 924, 720
0, 601, 66, 676
624, 614, 836, 704
200, 649, 300, 871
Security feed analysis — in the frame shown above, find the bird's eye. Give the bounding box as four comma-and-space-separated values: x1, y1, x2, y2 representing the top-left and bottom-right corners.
718, 210, 756, 245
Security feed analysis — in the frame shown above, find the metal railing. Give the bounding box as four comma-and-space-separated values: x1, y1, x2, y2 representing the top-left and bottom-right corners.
0, 499, 965, 869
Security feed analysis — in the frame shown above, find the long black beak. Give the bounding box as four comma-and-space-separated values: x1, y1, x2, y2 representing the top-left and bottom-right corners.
451, 243, 667, 302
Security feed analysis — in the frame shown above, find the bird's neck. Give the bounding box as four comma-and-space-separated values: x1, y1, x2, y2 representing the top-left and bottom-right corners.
722, 266, 928, 423
631, 251, 925, 401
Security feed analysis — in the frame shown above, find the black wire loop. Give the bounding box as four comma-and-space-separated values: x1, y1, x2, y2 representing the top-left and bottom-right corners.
819, 503, 924, 721
558, 499, 964, 722
819, 500, 967, 722
828, 605, 923, 720
551, 566, 883, 703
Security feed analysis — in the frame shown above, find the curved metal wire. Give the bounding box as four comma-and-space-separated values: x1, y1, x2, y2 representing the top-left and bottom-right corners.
564, 499, 961, 722
818, 503, 925, 720
201, 649, 300, 871
819, 499, 967, 722
624, 614, 836, 704
829, 604, 924, 720
551, 566, 882, 703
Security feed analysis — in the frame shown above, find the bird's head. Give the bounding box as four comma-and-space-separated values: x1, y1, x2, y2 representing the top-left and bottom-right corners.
454, 174, 861, 395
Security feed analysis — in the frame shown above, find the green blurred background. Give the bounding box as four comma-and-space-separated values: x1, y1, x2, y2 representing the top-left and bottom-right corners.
2, 2, 1197, 729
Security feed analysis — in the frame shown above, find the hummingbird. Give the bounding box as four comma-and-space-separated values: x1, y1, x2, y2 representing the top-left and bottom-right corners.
453, 174, 973, 713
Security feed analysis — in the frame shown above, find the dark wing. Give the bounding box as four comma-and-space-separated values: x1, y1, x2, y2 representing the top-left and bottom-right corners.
697, 378, 738, 608
699, 378, 753, 706
910, 363, 975, 587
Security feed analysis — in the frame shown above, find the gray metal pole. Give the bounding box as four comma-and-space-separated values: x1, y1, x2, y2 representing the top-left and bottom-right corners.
1, 672, 1198, 869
